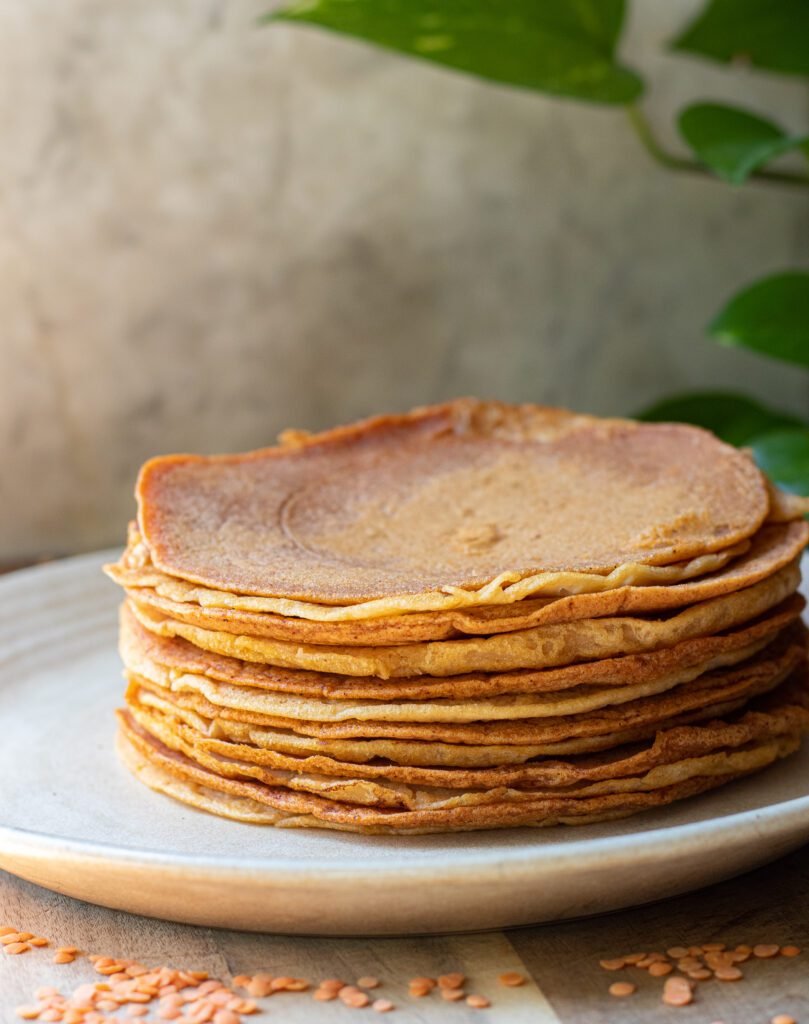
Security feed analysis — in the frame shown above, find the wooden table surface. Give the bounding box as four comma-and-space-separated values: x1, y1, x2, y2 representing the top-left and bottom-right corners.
2, 843, 809, 1023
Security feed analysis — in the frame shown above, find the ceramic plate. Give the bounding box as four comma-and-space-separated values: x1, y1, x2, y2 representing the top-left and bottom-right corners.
2, 552, 809, 936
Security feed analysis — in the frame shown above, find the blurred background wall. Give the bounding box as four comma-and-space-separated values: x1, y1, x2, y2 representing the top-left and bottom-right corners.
1, 0, 808, 560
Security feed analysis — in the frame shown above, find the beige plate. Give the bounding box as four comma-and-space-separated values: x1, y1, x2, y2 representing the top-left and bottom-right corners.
2, 552, 809, 936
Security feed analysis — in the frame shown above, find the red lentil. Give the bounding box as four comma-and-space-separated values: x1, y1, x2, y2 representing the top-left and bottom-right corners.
666, 946, 689, 959
598, 958, 625, 971
662, 976, 693, 1007
408, 976, 435, 997
467, 994, 491, 1009
497, 971, 526, 986
341, 987, 370, 1008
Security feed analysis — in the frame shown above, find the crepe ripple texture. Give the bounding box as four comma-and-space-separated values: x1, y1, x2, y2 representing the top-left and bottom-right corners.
105, 399, 809, 833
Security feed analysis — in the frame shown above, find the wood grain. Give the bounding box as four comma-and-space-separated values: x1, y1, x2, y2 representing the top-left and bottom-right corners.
0, 870, 559, 1022
2, 846, 809, 1022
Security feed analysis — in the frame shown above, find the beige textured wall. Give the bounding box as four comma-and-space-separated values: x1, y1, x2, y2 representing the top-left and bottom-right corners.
1, 0, 808, 560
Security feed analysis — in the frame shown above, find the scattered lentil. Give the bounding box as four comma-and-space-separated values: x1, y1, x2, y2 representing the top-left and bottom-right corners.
662, 976, 693, 1007
666, 946, 689, 959
497, 971, 526, 987
5, 922, 801, 1021
467, 995, 491, 1009
213, 1012, 241, 1024
9, 959, 262, 1022
319, 979, 346, 992
714, 965, 743, 982
340, 987, 370, 1008
276, 977, 309, 993
244, 974, 272, 997
408, 977, 435, 998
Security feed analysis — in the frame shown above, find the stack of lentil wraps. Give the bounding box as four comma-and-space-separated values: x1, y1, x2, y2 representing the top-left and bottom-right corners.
106, 399, 809, 834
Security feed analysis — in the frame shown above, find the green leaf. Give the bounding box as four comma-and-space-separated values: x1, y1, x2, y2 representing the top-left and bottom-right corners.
673, 0, 809, 77
710, 272, 809, 368
750, 428, 809, 494
268, 1, 643, 105
678, 103, 809, 184
636, 391, 804, 446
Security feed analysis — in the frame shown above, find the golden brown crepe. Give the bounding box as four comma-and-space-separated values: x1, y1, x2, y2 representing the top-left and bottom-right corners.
118, 597, 803, 701
123, 612, 803, 724
116, 667, 809, 833
106, 521, 808, 641
135, 400, 769, 605
125, 624, 804, 746
108, 401, 809, 834
127, 563, 800, 678
122, 673, 809, 792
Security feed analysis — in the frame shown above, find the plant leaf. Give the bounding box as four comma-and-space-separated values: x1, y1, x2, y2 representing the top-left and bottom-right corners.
678, 103, 809, 184
673, 0, 809, 77
268, 0, 643, 104
710, 272, 809, 368
750, 428, 809, 494
636, 391, 804, 446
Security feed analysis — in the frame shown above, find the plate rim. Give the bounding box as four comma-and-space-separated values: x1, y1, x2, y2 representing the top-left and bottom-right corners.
4, 786, 809, 880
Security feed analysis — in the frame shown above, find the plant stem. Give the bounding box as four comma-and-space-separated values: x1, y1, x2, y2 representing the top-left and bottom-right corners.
626, 105, 695, 171
626, 104, 809, 191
